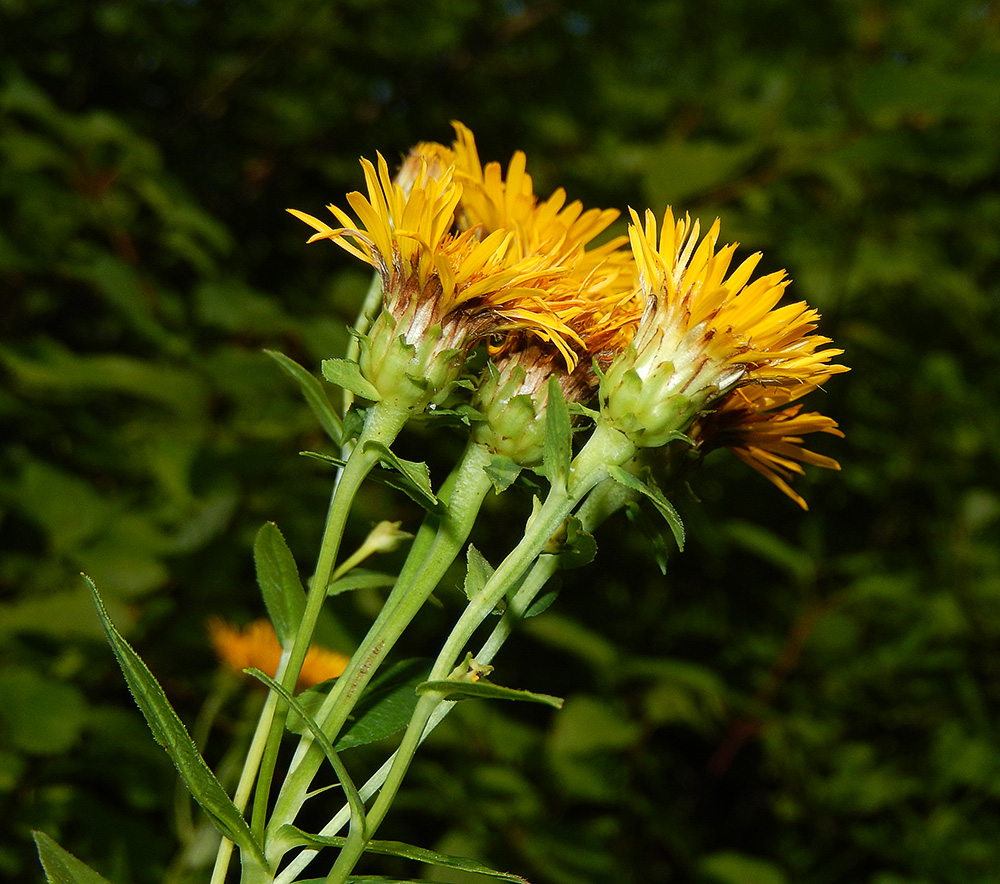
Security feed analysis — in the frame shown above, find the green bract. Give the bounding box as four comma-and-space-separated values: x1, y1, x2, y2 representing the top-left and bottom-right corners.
358, 310, 465, 413
598, 353, 712, 449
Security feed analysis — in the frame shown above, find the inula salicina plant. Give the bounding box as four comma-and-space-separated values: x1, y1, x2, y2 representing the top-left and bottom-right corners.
35, 123, 847, 884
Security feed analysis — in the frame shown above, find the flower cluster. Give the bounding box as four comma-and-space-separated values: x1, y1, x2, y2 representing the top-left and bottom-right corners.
291, 123, 846, 504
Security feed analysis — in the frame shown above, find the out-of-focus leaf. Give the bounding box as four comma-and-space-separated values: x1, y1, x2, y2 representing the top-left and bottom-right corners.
643, 139, 758, 206
331, 659, 430, 751
607, 465, 684, 551
548, 695, 640, 756
699, 851, 788, 884
327, 569, 396, 596
0, 667, 86, 755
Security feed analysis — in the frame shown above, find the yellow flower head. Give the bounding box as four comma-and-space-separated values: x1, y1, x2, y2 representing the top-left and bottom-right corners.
449, 122, 626, 270
691, 382, 844, 510
289, 152, 587, 406
207, 619, 349, 690
395, 140, 456, 197
599, 208, 847, 448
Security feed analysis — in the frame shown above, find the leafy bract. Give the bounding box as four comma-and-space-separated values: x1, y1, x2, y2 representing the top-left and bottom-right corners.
542, 376, 571, 490
483, 453, 522, 494
322, 357, 381, 402
463, 544, 494, 601
301, 450, 443, 514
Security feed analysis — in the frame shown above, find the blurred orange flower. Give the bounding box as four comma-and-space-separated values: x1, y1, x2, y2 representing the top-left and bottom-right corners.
208, 619, 349, 690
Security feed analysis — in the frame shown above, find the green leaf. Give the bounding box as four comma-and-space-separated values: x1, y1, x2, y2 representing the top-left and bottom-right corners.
542, 375, 572, 489
723, 520, 814, 582
244, 668, 366, 839
549, 695, 642, 755
298, 878, 438, 883
266, 349, 343, 444
302, 451, 443, 514
276, 827, 531, 883
463, 545, 494, 601
33, 831, 117, 884
416, 678, 564, 709
523, 588, 560, 619
362, 440, 439, 512
328, 569, 397, 596
550, 515, 597, 569
699, 851, 788, 884
254, 522, 306, 647
483, 453, 522, 494
643, 139, 758, 206
607, 465, 685, 551
84, 577, 267, 867
322, 357, 381, 402
299, 878, 436, 883
334, 659, 430, 751
0, 667, 86, 755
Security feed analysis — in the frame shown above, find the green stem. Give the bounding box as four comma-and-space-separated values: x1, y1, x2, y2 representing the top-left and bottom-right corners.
264, 440, 496, 862
276, 474, 639, 884
325, 423, 635, 883
206, 402, 409, 884
252, 403, 409, 828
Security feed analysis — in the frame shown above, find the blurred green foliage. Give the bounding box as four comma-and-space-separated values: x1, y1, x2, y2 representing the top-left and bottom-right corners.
2, 1, 1000, 882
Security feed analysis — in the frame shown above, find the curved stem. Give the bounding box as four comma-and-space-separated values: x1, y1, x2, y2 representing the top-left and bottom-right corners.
207, 402, 409, 884
326, 424, 636, 883
264, 440, 496, 861
277, 473, 638, 884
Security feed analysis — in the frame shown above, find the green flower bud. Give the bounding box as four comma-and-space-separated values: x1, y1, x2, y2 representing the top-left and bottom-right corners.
473, 346, 597, 468
359, 308, 465, 414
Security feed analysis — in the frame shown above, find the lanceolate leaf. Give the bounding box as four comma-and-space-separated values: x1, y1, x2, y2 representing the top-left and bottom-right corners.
301, 451, 443, 514
322, 357, 382, 402
362, 440, 439, 512
556, 516, 598, 569
542, 375, 572, 490
276, 827, 531, 883
483, 453, 522, 494
463, 545, 494, 601
334, 659, 429, 751
607, 464, 685, 551
416, 678, 564, 709
265, 349, 343, 444
327, 569, 396, 596
34, 831, 116, 884
254, 522, 306, 646
85, 577, 267, 867
244, 669, 366, 839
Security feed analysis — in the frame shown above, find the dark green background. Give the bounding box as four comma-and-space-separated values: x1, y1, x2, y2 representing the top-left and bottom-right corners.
3, 1, 999, 882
